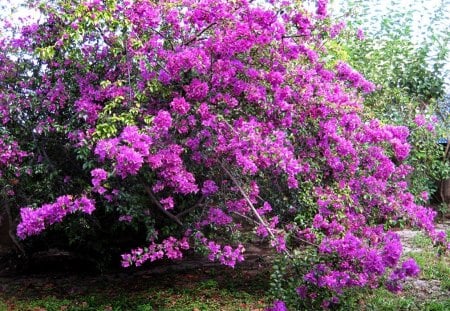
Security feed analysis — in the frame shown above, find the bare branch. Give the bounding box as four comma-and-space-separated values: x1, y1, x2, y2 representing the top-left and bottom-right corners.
176, 196, 205, 218
143, 184, 183, 226
184, 22, 217, 46
220, 162, 275, 239
291, 234, 320, 248
220, 162, 293, 258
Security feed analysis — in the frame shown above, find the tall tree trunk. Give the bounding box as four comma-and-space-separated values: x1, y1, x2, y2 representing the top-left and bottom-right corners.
0, 198, 24, 255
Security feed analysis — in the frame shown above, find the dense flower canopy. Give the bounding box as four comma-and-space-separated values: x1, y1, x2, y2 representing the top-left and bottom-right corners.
0, 0, 447, 308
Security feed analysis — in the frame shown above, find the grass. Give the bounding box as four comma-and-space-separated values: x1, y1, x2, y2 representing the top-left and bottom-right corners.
339, 230, 450, 311
0, 267, 269, 311
409, 251, 450, 289
1, 283, 267, 311
407, 232, 450, 290
360, 289, 450, 311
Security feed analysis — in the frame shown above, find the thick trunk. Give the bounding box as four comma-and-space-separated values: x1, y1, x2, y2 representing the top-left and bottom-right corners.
0, 207, 14, 254
0, 199, 24, 255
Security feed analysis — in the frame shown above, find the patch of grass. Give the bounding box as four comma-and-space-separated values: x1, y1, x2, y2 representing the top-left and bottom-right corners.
422, 299, 450, 311
2, 288, 266, 311
406, 250, 450, 290
364, 288, 416, 310
410, 232, 433, 248
340, 288, 450, 311
196, 279, 219, 290
147, 278, 266, 310
0, 268, 269, 311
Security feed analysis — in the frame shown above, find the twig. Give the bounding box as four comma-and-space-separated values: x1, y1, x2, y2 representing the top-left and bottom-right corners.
148, 27, 174, 50
220, 162, 275, 239
184, 22, 217, 46
440, 138, 450, 217
291, 234, 320, 248
220, 162, 293, 259
231, 211, 258, 225
282, 34, 307, 39
443, 138, 450, 161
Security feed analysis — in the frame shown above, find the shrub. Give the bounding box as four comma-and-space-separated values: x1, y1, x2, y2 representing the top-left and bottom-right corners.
0, 0, 447, 308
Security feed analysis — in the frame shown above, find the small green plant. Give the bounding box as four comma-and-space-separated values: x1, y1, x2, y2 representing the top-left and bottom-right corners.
411, 232, 433, 248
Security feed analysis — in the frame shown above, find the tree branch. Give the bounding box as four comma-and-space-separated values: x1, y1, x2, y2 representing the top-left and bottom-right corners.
220, 162, 293, 258
143, 184, 183, 226
291, 234, 320, 248
184, 22, 217, 46
220, 162, 274, 239
176, 196, 205, 218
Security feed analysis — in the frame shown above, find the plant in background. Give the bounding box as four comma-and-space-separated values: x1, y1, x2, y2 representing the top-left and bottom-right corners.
0, 0, 448, 309
333, 0, 450, 214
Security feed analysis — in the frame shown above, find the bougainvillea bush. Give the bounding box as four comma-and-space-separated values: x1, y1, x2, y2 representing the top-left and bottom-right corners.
0, 0, 448, 309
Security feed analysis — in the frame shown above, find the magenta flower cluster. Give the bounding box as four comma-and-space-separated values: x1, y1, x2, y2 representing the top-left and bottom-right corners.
191, 230, 245, 268
386, 258, 420, 293
121, 236, 190, 268
94, 125, 198, 194
267, 300, 288, 311
16, 195, 95, 239
0, 135, 28, 179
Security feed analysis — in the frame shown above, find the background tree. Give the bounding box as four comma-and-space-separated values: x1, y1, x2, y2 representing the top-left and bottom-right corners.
331, 0, 450, 215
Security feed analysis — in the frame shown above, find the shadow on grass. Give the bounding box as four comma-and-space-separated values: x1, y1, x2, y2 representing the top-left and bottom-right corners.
0, 264, 270, 311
